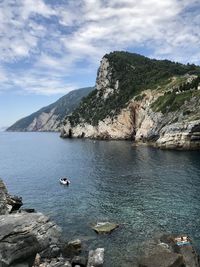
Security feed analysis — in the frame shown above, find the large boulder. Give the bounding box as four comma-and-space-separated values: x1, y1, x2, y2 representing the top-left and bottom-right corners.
139, 251, 184, 267
0, 212, 61, 266
138, 234, 200, 267
0, 179, 23, 215
179, 245, 199, 267
63, 239, 82, 257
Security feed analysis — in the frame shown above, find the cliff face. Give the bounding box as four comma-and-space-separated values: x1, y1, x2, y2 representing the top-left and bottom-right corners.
7, 87, 93, 132
61, 52, 200, 149
62, 57, 133, 139
133, 88, 200, 149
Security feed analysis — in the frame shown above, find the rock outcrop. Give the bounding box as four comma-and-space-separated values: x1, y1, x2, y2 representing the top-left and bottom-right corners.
133, 89, 200, 150
0, 179, 61, 267
61, 106, 134, 140
0, 179, 23, 215
92, 222, 119, 234
138, 234, 200, 267
156, 120, 200, 150
0, 212, 61, 266
61, 52, 200, 150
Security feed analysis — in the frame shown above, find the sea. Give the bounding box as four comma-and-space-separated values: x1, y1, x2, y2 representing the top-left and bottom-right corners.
1, 132, 200, 266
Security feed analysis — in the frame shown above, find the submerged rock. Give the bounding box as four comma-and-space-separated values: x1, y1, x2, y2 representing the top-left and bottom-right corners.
87, 248, 104, 267
92, 222, 119, 234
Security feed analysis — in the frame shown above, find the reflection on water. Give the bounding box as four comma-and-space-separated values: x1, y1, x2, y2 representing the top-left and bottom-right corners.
0, 132, 200, 266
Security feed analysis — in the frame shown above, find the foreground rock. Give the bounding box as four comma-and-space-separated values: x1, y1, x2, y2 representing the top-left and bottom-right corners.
0, 178, 23, 215
0, 212, 61, 266
92, 222, 119, 234
139, 251, 184, 267
63, 239, 82, 257
87, 248, 104, 267
138, 234, 200, 267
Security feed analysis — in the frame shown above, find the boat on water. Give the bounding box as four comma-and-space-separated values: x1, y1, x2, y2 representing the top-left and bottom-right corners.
60, 178, 71, 185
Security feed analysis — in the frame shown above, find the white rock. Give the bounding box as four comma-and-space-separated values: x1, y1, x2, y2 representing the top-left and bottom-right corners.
87, 248, 104, 267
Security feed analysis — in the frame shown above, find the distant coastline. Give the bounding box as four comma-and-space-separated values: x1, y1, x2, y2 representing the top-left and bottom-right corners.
0, 127, 7, 132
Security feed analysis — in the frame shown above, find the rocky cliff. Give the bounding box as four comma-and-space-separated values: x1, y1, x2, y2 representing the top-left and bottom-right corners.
61, 52, 200, 149
7, 87, 93, 132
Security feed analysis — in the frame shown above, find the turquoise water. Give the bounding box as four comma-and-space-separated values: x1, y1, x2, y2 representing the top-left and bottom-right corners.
0, 132, 200, 266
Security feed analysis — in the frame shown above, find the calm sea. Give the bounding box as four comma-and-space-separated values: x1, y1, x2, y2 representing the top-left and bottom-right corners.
1, 132, 200, 266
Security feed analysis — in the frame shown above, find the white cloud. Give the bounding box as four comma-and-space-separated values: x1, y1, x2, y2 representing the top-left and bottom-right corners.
21, 0, 56, 20
0, 0, 200, 95
0, 68, 78, 95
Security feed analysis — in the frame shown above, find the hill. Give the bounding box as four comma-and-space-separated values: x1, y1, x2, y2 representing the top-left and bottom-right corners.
61, 51, 200, 149
7, 87, 93, 132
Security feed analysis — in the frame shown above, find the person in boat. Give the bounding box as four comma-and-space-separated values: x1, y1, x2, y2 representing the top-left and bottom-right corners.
61, 177, 70, 184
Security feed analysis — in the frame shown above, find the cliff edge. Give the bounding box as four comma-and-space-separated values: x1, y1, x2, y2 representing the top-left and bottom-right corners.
61, 52, 200, 149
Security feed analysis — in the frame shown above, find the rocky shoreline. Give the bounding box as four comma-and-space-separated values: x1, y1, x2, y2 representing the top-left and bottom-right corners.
1, 178, 200, 267
0, 179, 104, 267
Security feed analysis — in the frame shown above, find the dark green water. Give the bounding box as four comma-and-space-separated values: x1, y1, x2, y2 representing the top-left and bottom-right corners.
0, 132, 200, 266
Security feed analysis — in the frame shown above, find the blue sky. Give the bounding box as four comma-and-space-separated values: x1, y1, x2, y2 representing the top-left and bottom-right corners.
0, 0, 200, 127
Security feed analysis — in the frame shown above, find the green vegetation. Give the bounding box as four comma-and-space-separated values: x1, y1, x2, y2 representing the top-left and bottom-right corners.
175, 76, 200, 92
68, 51, 200, 126
151, 90, 200, 113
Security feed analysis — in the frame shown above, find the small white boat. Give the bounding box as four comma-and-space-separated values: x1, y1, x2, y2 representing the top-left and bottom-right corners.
60, 178, 70, 185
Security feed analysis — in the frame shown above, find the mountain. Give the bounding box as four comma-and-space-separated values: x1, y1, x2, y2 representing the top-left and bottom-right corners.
0, 127, 7, 132
7, 87, 94, 132
61, 51, 200, 150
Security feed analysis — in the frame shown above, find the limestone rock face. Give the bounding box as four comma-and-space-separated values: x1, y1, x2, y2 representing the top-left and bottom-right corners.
26, 109, 60, 132
0, 212, 61, 266
61, 55, 135, 140
96, 57, 119, 100
156, 120, 200, 149
61, 84, 200, 149
62, 106, 134, 140
133, 90, 200, 149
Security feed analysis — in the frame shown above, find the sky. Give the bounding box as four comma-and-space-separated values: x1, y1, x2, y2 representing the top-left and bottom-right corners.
0, 0, 200, 127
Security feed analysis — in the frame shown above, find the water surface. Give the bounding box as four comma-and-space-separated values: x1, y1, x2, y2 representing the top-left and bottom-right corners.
0, 132, 200, 266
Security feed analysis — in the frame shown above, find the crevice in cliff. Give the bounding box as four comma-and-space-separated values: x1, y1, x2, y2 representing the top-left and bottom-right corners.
130, 104, 137, 141
68, 129, 72, 138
